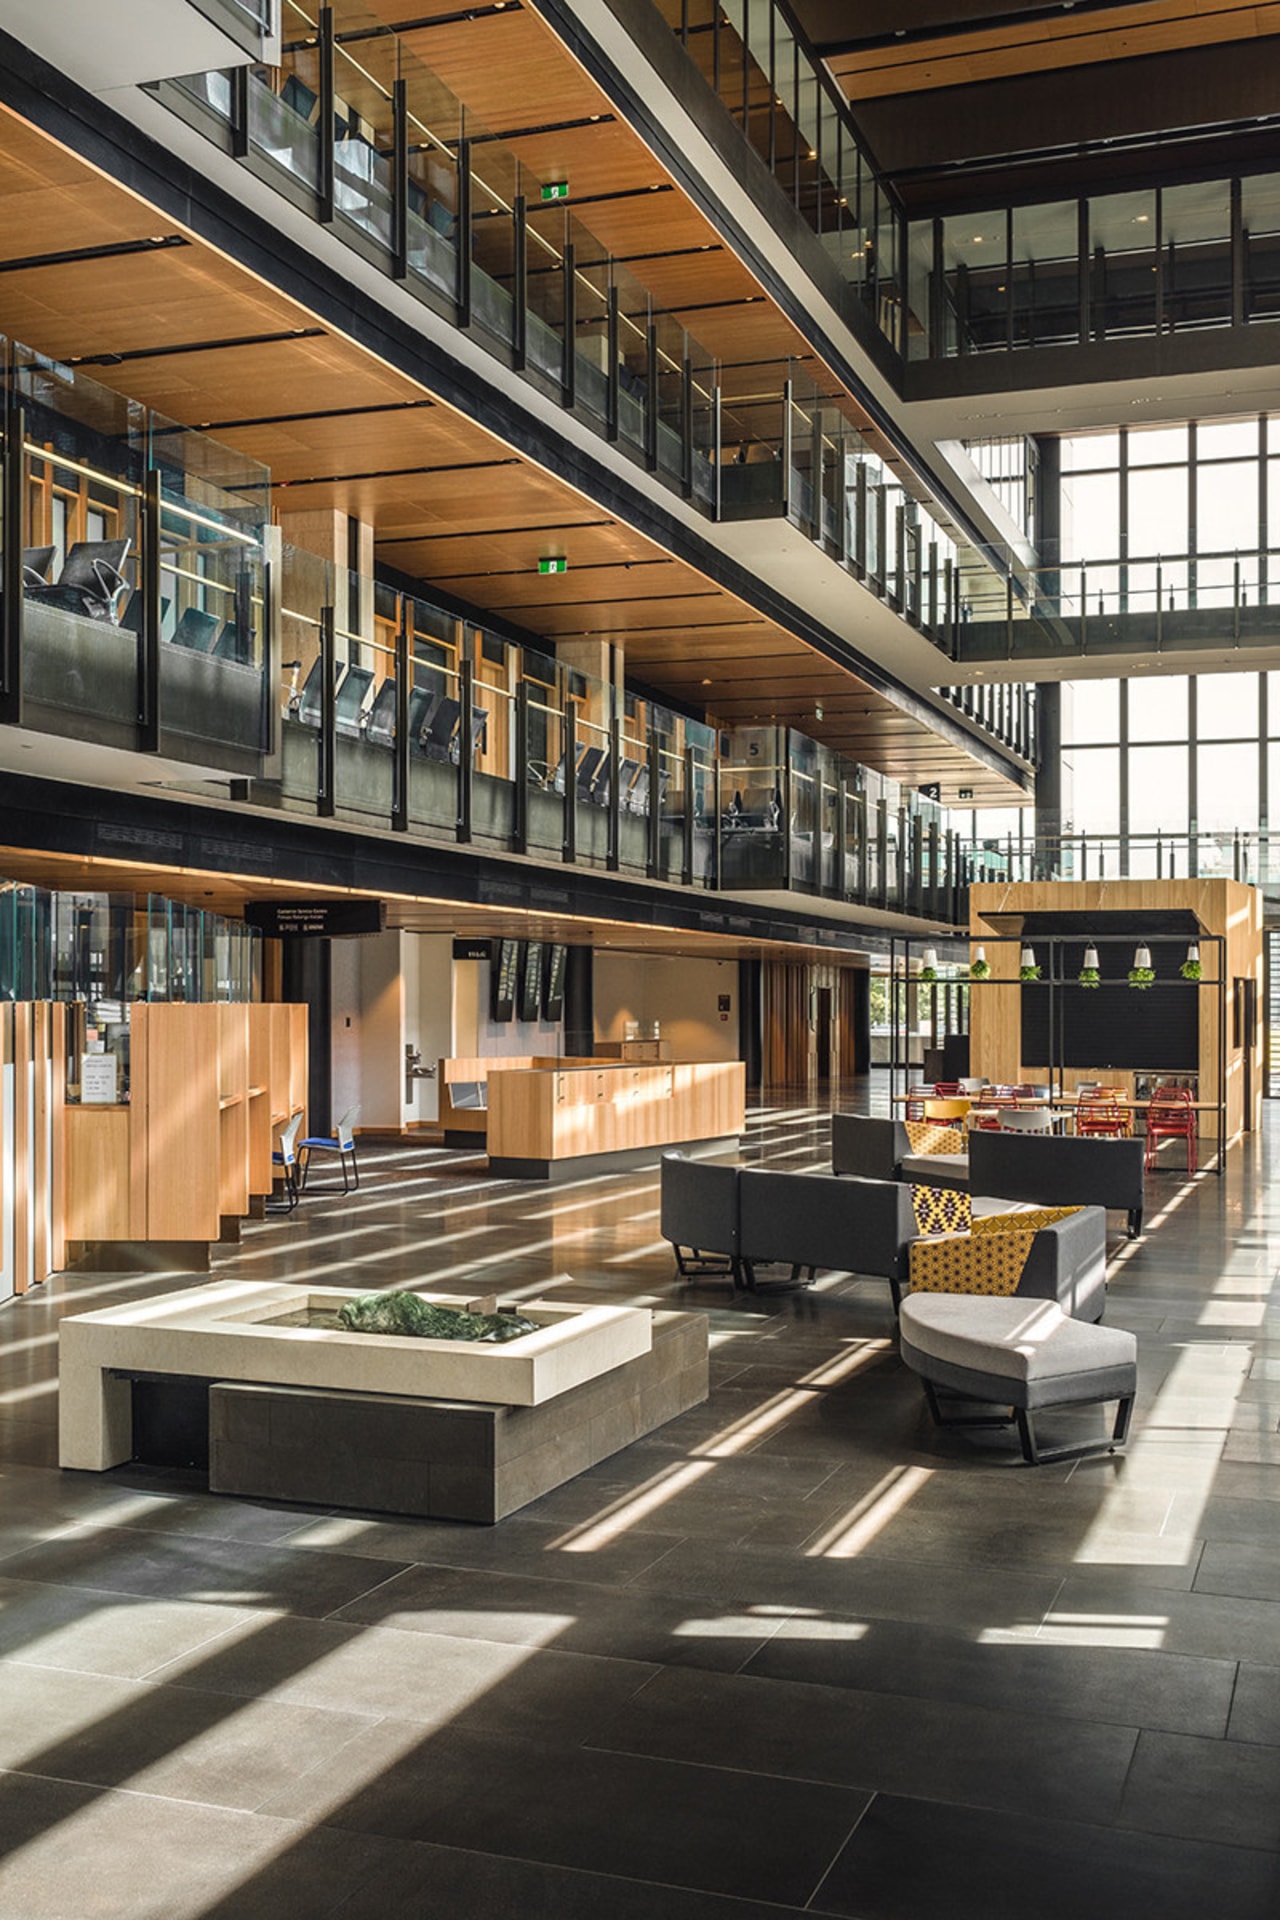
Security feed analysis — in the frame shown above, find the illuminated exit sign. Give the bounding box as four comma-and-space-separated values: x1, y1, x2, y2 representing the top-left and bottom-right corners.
541, 181, 569, 202
538, 557, 568, 575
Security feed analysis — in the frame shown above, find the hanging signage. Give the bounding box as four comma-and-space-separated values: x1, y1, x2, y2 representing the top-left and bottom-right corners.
538, 557, 568, 575
453, 937, 494, 961
541, 180, 570, 201
244, 899, 387, 939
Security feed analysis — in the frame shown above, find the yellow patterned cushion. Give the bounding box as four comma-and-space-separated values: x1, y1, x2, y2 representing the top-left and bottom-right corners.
911, 1185, 973, 1237
972, 1205, 1080, 1237
904, 1119, 966, 1156
909, 1228, 1035, 1298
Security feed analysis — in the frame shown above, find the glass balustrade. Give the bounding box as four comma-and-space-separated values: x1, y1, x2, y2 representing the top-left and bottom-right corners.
906, 169, 1280, 364
0, 328, 976, 922
5, 338, 270, 766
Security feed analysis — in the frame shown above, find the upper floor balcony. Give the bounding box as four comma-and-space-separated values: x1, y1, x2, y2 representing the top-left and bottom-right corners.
143, 3, 1034, 775
0, 333, 973, 932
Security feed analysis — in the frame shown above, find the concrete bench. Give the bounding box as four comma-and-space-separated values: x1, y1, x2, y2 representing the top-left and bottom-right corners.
899, 1292, 1137, 1465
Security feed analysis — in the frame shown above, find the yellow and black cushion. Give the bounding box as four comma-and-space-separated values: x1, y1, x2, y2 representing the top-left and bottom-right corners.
911, 1184, 973, 1237
908, 1205, 1081, 1298
904, 1119, 966, 1157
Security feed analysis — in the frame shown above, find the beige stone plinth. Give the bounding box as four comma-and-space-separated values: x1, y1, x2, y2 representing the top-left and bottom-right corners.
58, 1280, 652, 1471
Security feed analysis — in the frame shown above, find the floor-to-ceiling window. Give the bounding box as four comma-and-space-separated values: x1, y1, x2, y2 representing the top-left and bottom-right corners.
1058, 418, 1274, 614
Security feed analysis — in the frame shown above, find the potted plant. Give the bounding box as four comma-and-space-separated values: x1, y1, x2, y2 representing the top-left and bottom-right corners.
919, 946, 938, 985
1019, 944, 1040, 983
970, 946, 990, 982
1078, 941, 1100, 989
1181, 943, 1202, 982
1128, 943, 1155, 990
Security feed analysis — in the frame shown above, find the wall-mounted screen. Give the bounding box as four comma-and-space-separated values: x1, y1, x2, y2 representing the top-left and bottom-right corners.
519, 941, 544, 1023
491, 938, 519, 1022
543, 943, 567, 1021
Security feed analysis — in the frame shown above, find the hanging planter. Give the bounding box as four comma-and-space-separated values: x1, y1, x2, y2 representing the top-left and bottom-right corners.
1019, 944, 1040, 984
919, 946, 938, 984
1079, 941, 1100, 989
1181, 942, 1202, 982
1128, 943, 1155, 990
970, 945, 990, 982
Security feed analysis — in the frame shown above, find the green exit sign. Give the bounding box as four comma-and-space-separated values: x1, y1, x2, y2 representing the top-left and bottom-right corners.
541, 181, 569, 202
538, 557, 568, 575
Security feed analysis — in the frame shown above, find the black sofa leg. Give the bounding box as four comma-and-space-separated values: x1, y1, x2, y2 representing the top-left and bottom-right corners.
1128, 1207, 1143, 1239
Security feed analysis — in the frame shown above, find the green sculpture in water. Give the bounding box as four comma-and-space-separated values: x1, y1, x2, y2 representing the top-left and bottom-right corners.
336, 1289, 537, 1344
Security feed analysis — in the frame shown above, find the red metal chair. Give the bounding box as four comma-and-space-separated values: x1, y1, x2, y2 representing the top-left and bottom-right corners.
933, 1082, 962, 1098
1145, 1085, 1197, 1173
905, 1085, 930, 1120
1076, 1090, 1128, 1139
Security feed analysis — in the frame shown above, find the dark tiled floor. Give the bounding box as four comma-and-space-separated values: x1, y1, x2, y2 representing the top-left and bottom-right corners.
1, 1091, 1279, 1917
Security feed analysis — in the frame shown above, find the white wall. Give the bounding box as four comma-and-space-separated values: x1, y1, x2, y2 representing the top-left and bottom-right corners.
454, 957, 564, 1060
594, 952, 740, 1062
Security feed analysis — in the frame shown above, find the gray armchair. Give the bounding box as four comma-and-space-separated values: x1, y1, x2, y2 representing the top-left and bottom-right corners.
660, 1152, 742, 1288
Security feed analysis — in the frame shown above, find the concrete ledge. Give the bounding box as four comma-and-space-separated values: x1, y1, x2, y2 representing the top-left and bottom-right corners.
209, 1309, 709, 1523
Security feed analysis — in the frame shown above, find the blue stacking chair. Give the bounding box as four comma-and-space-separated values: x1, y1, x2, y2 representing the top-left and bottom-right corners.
269, 1112, 304, 1211
299, 1107, 359, 1192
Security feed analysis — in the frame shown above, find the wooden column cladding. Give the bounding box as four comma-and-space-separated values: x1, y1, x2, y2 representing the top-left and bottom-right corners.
1, 1001, 67, 1300
763, 961, 814, 1091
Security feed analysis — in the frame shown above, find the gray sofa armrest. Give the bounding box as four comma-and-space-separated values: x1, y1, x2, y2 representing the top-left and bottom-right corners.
831, 1113, 909, 1181
660, 1153, 740, 1259
1017, 1206, 1109, 1321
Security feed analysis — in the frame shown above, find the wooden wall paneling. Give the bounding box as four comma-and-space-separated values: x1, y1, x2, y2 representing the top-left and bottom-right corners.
247, 1003, 275, 1195
218, 1003, 252, 1220
31, 1001, 49, 1287
64, 1109, 133, 1242
129, 1002, 150, 1239
288, 1003, 309, 1135
763, 960, 813, 1091
12, 1003, 31, 1295
140, 1004, 221, 1242
0, 1006, 13, 1305
48, 1003, 67, 1274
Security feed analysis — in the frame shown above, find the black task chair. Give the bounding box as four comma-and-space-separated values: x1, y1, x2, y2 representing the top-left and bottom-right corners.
27, 538, 132, 622
170, 607, 221, 651
363, 678, 397, 747
421, 695, 460, 759
334, 664, 374, 736
21, 545, 55, 589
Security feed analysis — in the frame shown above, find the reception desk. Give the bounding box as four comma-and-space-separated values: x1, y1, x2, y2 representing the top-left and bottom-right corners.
486, 1059, 746, 1179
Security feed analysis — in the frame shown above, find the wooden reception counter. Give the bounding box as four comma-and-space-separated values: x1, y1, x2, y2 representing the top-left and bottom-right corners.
486, 1059, 746, 1179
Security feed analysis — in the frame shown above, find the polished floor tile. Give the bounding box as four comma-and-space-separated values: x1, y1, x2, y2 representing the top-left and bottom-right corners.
0, 1090, 1277, 1917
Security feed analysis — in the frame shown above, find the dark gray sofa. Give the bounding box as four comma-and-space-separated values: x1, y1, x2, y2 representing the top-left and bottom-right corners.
737, 1167, 916, 1299
831, 1113, 969, 1191
661, 1154, 915, 1300
968, 1130, 1146, 1239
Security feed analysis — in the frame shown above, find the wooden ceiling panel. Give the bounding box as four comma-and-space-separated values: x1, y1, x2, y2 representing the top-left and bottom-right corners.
827, 0, 1280, 99
395, 13, 604, 131
390, 518, 660, 577
0, 255, 304, 365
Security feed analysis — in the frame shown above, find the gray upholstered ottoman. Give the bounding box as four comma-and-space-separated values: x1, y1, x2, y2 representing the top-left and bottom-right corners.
899, 1293, 1137, 1465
